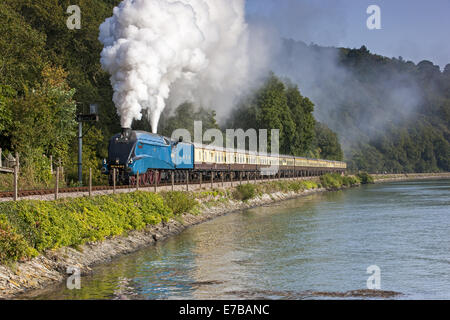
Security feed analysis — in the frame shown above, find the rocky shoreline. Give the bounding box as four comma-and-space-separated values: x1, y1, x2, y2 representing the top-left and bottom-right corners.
0, 187, 326, 299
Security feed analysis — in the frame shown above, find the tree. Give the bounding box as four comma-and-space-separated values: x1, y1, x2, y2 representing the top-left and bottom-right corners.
10, 65, 77, 165
0, 3, 47, 91
286, 84, 315, 155
158, 102, 220, 140
0, 85, 15, 145
313, 122, 344, 161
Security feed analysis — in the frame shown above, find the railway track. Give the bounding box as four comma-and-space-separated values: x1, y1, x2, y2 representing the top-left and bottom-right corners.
0, 185, 126, 198
0, 174, 312, 199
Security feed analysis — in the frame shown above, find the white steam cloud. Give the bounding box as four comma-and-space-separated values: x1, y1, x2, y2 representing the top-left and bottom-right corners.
99, 0, 257, 133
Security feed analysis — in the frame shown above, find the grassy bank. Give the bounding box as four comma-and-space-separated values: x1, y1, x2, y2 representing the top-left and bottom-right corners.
0, 175, 368, 264
0, 191, 198, 264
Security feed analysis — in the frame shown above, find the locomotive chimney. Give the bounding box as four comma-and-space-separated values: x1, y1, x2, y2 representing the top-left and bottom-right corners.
121, 128, 132, 140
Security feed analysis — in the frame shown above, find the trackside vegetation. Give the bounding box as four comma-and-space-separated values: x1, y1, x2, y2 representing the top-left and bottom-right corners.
356, 172, 375, 184
318, 172, 375, 191
0, 175, 372, 264
0, 191, 197, 264
232, 179, 322, 202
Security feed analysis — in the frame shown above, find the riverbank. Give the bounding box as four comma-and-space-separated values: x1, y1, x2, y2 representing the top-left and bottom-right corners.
372, 172, 450, 183
0, 179, 330, 299
2, 173, 448, 299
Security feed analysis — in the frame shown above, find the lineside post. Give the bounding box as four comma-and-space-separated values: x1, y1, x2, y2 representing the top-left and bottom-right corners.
58, 158, 64, 180
171, 171, 175, 191
199, 172, 202, 190
221, 172, 224, 188
89, 168, 92, 197
154, 170, 158, 193
230, 172, 233, 187
135, 170, 138, 191
211, 171, 214, 189
113, 168, 117, 193
186, 171, 189, 191
13, 152, 19, 201
55, 167, 59, 200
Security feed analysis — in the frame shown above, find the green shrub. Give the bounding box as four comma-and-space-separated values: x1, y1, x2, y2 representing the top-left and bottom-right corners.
161, 191, 198, 216
320, 173, 342, 190
357, 172, 375, 184
251, 180, 319, 195
233, 184, 257, 201
342, 175, 361, 186
320, 173, 361, 190
0, 191, 174, 263
0, 218, 37, 264
301, 180, 319, 190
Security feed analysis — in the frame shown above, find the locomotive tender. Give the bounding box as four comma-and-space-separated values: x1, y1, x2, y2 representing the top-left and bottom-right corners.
102, 128, 347, 186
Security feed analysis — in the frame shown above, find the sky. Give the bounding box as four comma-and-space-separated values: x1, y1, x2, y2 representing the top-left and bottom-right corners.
246, 0, 450, 69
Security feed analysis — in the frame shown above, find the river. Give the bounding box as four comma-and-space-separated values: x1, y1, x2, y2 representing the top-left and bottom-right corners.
27, 179, 450, 300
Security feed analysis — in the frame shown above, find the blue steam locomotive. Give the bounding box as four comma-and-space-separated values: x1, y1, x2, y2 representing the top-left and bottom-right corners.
102, 129, 194, 185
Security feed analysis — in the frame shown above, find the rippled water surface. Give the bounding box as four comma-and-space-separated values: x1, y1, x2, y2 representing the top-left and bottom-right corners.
28, 180, 450, 300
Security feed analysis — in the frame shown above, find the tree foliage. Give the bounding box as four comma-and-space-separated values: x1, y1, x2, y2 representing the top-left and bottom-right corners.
227, 74, 342, 159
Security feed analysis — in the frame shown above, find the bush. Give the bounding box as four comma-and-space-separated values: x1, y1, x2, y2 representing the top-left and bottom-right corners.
357, 172, 375, 184
320, 173, 342, 190
320, 173, 361, 190
252, 180, 319, 195
233, 184, 257, 201
161, 191, 198, 215
342, 175, 361, 186
301, 180, 319, 190
0, 191, 174, 262
0, 218, 37, 264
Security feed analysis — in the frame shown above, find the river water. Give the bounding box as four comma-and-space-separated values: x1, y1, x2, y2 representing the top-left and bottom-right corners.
28, 180, 450, 300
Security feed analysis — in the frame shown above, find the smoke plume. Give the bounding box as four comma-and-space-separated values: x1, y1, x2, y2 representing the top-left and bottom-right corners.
99, 0, 258, 132
246, 0, 424, 153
